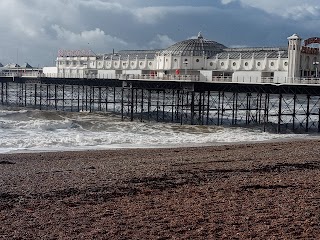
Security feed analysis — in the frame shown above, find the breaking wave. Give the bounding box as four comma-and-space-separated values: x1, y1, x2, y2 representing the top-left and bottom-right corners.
0, 106, 314, 153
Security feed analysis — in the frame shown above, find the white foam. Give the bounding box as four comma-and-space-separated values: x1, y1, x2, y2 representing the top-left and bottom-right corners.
0, 108, 316, 153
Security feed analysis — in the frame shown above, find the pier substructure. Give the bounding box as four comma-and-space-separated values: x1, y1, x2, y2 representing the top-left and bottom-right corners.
1, 77, 320, 133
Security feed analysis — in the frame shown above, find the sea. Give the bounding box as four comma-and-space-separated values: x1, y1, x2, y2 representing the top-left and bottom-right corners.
0, 106, 318, 154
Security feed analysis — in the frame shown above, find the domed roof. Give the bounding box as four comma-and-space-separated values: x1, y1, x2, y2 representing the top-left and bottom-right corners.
160, 32, 226, 57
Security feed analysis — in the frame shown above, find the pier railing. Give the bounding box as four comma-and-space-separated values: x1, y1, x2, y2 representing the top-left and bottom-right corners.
294, 77, 320, 84
1, 72, 320, 85
119, 74, 200, 81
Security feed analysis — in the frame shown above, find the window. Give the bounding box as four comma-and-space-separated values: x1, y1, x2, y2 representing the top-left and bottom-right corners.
174, 59, 177, 62
221, 62, 224, 66
210, 62, 214, 66
270, 62, 274, 67
257, 62, 261, 67
131, 62, 134, 66
149, 62, 152, 66
196, 59, 200, 62
245, 62, 249, 66
284, 62, 288, 66
140, 62, 143, 66
233, 62, 236, 66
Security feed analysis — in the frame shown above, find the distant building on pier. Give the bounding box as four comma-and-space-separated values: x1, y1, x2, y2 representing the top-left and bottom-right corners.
45, 33, 320, 84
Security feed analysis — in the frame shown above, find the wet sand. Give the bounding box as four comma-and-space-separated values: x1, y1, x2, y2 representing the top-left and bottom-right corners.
1, 139, 320, 239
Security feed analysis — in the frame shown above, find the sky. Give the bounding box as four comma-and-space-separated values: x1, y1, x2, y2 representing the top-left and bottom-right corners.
1, 0, 320, 67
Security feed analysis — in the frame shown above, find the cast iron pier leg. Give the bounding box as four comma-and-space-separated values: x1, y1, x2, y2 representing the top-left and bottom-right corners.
277, 93, 282, 133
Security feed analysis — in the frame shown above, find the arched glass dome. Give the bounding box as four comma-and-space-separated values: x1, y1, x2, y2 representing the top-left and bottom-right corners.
160, 32, 226, 57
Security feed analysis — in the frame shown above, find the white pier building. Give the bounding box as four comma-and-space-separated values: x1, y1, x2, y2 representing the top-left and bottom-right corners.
44, 33, 320, 84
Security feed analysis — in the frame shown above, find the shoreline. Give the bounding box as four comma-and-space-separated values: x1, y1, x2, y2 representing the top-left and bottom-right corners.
1, 134, 317, 155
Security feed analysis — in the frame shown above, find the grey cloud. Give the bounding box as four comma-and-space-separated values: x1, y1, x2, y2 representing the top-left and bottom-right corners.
0, 0, 319, 67
148, 35, 175, 49
221, 0, 320, 19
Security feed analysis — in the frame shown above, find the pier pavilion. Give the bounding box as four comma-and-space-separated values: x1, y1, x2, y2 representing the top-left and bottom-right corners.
42, 33, 320, 85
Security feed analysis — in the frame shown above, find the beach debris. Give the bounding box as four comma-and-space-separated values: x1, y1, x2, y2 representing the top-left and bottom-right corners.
0, 161, 15, 165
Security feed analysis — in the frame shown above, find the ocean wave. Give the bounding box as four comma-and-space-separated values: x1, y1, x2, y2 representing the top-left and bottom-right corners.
0, 108, 313, 153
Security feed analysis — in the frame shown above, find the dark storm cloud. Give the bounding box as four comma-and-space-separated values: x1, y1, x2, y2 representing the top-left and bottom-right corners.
0, 0, 319, 66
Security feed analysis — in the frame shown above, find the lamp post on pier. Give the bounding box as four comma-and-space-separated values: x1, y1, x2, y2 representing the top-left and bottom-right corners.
313, 61, 319, 78
183, 60, 188, 76
123, 62, 127, 80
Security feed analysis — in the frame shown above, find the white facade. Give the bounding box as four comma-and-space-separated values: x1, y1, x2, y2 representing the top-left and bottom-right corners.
49, 33, 320, 84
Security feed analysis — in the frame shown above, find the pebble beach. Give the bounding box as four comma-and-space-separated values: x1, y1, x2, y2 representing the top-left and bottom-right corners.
1, 140, 320, 239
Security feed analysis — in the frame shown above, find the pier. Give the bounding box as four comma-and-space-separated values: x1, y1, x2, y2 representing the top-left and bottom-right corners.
1, 75, 320, 133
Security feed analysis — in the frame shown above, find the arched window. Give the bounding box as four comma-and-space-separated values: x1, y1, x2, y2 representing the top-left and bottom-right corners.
306, 56, 310, 69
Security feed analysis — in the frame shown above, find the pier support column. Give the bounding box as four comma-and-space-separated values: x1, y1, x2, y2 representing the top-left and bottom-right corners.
131, 84, 134, 121
156, 90, 159, 122
198, 92, 202, 125
292, 94, 297, 131
277, 94, 282, 133
34, 84, 37, 107
121, 85, 124, 120
77, 85, 80, 112
263, 94, 269, 132
180, 91, 184, 125
246, 93, 251, 125
62, 85, 65, 111
113, 87, 116, 112
5, 82, 8, 105
220, 92, 225, 126
206, 91, 210, 125
232, 92, 236, 125
1, 82, 3, 105
217, 91, 221, 126
258, 93, 262, 124
162, 91, 165, 121
105, 86, 109, 112
191, 91, 195, 125
39, 84, 42, 110
140, 89, 144, 122
171, 90, 175, 122
25, 83, 27, 107
98, 87, 102, 112
148, 90, 151, 121
306, 95, 310, 132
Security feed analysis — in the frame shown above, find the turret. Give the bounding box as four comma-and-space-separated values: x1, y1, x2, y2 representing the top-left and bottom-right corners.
287, 33, 302, 83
